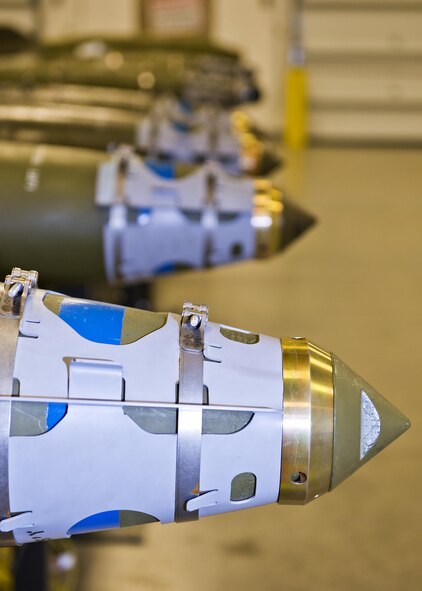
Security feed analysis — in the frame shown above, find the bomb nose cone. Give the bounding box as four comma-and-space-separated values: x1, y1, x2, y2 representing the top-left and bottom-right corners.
253, 184, 316, 258
240, 85, 261, 104
257, 150, 282, 176
330, 355, 410, 490
278, 339, 410, 506
280, 196, 316, 250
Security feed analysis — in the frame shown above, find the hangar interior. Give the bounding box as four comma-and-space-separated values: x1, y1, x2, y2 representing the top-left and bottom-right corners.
0, 1, 420, 591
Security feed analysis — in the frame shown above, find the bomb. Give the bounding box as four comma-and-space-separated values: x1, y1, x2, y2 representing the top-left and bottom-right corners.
0, 269, 410, 545
0, 141, 313, 286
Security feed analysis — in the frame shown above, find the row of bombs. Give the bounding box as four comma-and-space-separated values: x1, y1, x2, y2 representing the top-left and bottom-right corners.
0, 33, 261, 105
0, 34, 410, 558
0, 35, 310, 290
0, 35, 268, 174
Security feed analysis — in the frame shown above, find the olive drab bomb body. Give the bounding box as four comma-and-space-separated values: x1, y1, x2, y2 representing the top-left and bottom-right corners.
0, 83, 154, 113
0, 269, 410, 545
0, 141, 314, 286
0, 102, 142, 152
0, 36, 259, 106
0, 100, 277, 176
41, 36, 240, 61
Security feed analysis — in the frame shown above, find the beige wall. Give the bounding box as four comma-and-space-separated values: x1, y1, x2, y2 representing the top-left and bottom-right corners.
0, 4, 37, 35
40, 0, 140, 41
304, 0, 422, 143
211, 0, 287, 132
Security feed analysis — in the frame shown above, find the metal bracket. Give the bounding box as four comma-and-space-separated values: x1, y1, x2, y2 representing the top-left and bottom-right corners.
0, 268, 38, 546
68, 359, 124, 401
0, 268, 38, 320
175, 302, 208, 522
96, 155, 255, 213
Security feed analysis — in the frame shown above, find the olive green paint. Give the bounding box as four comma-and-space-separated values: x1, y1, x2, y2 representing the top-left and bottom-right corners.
119, 511, 158, 527
0, 84, 152, 114
0, 103, 140, 152
41, 36, 239, 60
10, 402, 49, 437
43, 294, 64, 317
202, 410, 253, 434
0, 141, 106, 284
124, 406, 253, 435
330, 354, 410, 490
120, 308, 168, 344
0, 38, 240, 94
220, 327, 259, 345
124, 406, 177, 434
230, 472, 257, 501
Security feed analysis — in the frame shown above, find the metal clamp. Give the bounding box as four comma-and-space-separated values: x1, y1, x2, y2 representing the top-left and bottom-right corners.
175, 302, 208, 522
0, 268, 38, 545
0, 268, 38, 321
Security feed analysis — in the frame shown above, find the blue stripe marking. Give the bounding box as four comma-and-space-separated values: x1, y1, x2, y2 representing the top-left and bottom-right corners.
46, 403, 67, 431
67, 511, 120, 535
59, 300, 124, 345
172, 121, 190, 133
155, 262, 176, 275
178, 99, 193, 113
146, 160, 175, 179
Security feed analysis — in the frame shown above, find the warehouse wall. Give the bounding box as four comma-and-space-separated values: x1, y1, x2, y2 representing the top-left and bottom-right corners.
0, 1, 37, 35
40, 0, 140, 40
212, 0, 422, 142
210, 0, 287, 132
304, 0, 422, 143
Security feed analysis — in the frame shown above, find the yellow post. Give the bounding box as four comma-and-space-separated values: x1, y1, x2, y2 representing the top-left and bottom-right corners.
284, 64, 308, 149
283, 0, 308, 149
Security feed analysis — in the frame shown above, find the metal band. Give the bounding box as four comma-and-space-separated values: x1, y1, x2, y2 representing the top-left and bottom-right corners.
253, 180, 284, 259
0, 268, 38, 545
278, 338, 334, 505
175, 301, 208, 522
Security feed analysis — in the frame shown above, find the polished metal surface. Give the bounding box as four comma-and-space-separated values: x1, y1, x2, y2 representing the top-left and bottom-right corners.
278, 337, 311, 504
175, 302, 208, 522
253, 180, 284, 257
307, 341, 334, 501
278, 337, 334, 504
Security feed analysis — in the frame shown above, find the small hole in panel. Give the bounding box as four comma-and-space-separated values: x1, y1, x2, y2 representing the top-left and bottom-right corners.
290, 472, 307, 485
231, 243, 243, 257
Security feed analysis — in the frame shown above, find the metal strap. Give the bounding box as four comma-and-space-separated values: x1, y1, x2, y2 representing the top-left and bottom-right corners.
0, 268, 38, 545
175, 301, 208, 522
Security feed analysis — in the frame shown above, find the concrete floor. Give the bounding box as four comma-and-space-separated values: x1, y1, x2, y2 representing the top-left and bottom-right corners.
78, 147, 422, 591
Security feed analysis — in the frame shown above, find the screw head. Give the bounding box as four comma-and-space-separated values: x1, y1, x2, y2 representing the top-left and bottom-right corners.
188, 314, 201, 329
